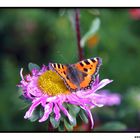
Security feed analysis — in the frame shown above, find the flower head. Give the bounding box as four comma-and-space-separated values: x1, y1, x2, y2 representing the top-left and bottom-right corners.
129, 9, 140, 20
18, 64, 121, 130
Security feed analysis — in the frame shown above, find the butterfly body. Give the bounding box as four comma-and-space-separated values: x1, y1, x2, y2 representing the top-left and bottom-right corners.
65, 64, 87, 90
49, 57, 102, 92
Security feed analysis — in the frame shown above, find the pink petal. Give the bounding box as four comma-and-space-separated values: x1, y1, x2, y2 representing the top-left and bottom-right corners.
24, 98, 42, 119
54, 103, 61, 121
81, 105, 94, 129
92, 74, 100, 86
92, 79, 113, 93
58, 103, 73, 123
31, 69, 39, 76
39, 103, 53, 122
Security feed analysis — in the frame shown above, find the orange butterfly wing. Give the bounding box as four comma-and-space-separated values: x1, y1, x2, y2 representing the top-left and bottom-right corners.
74, 57, 102, 89
49, 63, 77, 91
49, 57, 102, 91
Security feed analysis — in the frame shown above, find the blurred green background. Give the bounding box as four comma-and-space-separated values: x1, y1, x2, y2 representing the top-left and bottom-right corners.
0, 8, 140, 131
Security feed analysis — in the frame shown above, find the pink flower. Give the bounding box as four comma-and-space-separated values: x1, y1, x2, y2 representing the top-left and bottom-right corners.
18, 64, 121, 130
129, 9, 140, 20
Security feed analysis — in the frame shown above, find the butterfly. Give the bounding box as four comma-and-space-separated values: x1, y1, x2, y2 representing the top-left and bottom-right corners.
49, 57, 102, 92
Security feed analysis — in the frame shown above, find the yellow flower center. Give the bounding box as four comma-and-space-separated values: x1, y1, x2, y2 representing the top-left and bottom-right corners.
38, 70, 70, 96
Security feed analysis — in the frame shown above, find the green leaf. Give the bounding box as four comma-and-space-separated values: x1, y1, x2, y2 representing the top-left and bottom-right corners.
68, 111, 77, 126
19, 95, 32, 104
28, 63, 40, 72
80, 17, 100, 48
67, 104, 80, 116
29, 110, 40, 122
79, 109, 88, 124
64, 104, 79, 126
58, 122, 65, 131
94, 122, 127, 131
50, 117, 60, 128
18, 88, 23, 96
29, 106, 43, 122
64, 119, 73, 131
39, 107, 44, 118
